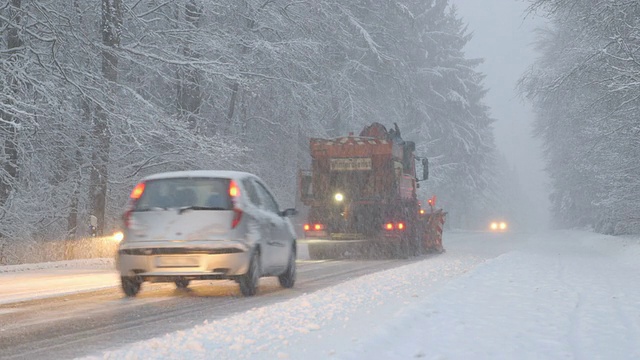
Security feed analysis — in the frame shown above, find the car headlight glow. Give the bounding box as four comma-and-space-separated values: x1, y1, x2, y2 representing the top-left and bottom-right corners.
499, 222, 507, 230
113, 231, 124, 242
490, 222, 498, 230
334, 193, 344, 202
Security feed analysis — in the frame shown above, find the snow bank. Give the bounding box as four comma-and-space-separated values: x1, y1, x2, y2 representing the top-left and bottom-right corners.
0, 258, 114, 274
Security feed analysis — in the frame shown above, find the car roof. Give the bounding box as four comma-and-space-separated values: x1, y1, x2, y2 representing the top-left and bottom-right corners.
142, 170, 257, 182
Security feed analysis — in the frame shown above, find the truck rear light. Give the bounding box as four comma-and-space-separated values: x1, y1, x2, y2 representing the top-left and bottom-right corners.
304, 224, 310, 231
314, 224, 324, 231
384, 222, 405, 231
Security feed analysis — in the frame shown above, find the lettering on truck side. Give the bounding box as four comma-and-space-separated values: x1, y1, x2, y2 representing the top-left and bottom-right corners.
330, 158, 372, 171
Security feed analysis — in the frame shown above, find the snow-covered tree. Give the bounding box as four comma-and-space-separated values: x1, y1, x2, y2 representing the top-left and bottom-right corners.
0, 0, 500, 262
522, 0, 640, 234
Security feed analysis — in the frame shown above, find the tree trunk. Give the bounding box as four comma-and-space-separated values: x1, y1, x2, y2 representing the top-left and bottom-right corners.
177, 0, 203, 132
67, 132, 87, 242
89, 0, 121, 235
0, 0, 23, 209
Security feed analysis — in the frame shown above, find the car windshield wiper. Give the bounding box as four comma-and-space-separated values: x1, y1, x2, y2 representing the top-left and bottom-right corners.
178, 206, 228, 214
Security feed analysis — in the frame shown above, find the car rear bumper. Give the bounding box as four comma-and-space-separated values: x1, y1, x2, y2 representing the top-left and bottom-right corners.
116, 242, 251, 280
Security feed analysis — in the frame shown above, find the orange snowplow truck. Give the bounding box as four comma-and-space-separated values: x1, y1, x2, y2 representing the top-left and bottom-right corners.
299, 122, 445, 259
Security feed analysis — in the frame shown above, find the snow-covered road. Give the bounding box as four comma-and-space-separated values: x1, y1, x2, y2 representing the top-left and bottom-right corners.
2, 230, 639, 360
0, 259, 118, 305
85, 230, 640, 360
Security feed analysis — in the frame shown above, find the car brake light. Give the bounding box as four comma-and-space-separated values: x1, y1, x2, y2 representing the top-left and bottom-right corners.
314, 224, 323, 231
397, 222, 405, 230
229, 180, 240, 198
385, 222, 394, 230
231, 208, 243, 229
304, 224, 310, 231
130, 182, 145, 199
123, 208, 133, 228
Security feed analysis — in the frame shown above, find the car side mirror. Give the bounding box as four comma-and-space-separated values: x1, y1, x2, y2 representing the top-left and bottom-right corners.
281, 208, 298, 217
422, 158, 429, 181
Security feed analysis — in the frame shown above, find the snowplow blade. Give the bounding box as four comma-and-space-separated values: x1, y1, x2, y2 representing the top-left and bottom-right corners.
422, 209, 446, 253
301, 239, 366, 260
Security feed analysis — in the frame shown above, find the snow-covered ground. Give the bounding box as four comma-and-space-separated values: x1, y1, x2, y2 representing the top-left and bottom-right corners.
76, 230, 640, 360
3, 231, 638, 359
0, 258, 118, 305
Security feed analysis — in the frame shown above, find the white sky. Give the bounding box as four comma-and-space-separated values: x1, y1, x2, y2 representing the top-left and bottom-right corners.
3, 232, 639, 359
449, 0, 550, 228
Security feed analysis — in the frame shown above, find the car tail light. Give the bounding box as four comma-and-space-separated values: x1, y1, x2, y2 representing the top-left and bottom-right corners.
231, 208, 243, 229
397, 222, 405, 230
304, 224, 310, 231
229, 180, 240, 198
130, 182, 145, 199
313, 223, 324, 231
228, 180, 242, 229
385, 222, 394, 230
123, 207, 135, 229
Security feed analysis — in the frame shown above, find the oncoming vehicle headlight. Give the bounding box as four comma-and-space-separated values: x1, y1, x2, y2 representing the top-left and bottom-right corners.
499, 222, 507, 230
334, 193, 344, 202
490, 222, 498, 230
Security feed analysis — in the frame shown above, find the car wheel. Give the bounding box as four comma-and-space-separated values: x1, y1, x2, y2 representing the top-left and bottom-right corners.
175, 278, 190, 289
239, 250, 260, 296
121, 276, 141, 297
278, 244, 296, 288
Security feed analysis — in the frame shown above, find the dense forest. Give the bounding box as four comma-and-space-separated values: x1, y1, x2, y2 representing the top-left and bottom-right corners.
522, 0, 640, 234
0, 0, 499, 261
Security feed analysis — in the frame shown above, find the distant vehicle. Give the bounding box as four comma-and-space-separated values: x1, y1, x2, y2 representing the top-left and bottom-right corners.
489, 220, 508, 232
116, 170, 298, 297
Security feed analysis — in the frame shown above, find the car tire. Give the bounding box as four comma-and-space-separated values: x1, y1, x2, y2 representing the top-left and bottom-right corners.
278, 244, 296, 288
121, 276, 141, 297
239, 250, 260, 296
175, 278, 190, 289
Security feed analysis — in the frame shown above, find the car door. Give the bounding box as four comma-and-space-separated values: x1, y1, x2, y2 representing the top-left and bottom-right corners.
240, 178, 275, 269
253, 179, 290, 269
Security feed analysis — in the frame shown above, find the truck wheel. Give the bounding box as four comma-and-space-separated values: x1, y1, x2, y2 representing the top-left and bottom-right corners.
397, 237, 411, 259
408, 233, 420, 256
278, 245, 296, 288
121, 276, 142, 297
239, 250, 260, 296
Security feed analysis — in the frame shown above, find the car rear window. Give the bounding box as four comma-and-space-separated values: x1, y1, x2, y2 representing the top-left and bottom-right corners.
134, 177, 232, 210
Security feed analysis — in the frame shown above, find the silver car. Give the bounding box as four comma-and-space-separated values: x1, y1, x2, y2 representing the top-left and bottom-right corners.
116, 170, 297, 297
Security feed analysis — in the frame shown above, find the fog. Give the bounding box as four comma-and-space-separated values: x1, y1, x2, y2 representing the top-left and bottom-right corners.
451, 0, 550, 230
